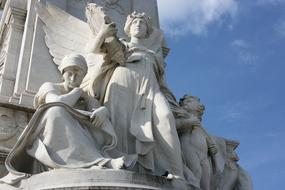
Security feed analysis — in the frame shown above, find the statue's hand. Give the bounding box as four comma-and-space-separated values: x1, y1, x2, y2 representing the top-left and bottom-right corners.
208, 143, 218, 156
81, 91, 101, 111
90, 106, 109, 127
80, 90, 89, 100
70, 87, 83, 96
98, 22, 117, 39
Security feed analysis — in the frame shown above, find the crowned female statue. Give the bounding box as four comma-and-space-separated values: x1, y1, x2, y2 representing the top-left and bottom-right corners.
86, 11, 184, 178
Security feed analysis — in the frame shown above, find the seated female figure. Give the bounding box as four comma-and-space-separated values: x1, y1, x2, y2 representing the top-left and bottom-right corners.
1, 54, 126, 185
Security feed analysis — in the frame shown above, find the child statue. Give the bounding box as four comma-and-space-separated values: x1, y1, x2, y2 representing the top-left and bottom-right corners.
176, 95, 218, 190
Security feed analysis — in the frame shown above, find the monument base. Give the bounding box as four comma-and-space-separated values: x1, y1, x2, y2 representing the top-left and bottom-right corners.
1, 169, 191, 190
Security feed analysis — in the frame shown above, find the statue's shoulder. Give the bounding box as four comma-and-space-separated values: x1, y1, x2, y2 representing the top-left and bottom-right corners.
34, 82, 61, 108
38, 82, 60, 94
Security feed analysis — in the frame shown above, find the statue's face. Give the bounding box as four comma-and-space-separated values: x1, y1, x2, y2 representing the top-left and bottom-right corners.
226, 147, 239, 161
130, 18, 147, 39
62, 66, 85, 90
181, 97, 204, 114
0, 108, 17, 141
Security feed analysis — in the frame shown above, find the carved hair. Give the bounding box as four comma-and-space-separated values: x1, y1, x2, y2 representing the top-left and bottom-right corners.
179, 95, 205, 118
59, 54, 88, 75
179, 95, 200, 104
225, 139, 240, 150
124, 11, 153, 37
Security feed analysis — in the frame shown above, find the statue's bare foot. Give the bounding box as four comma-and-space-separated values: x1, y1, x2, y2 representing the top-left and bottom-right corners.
166, 173, 174, 180
163, 172, 182, 181
108, 156, 125, 169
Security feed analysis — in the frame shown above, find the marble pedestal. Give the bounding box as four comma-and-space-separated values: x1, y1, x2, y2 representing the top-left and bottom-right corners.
1, 169, 191, 190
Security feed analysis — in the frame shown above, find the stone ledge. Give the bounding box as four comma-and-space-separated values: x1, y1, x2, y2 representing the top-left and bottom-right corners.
9, 169, 190, 190
0, 101, 34, 113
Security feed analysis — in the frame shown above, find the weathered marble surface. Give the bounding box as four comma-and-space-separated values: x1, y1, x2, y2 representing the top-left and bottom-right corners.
0, 106, 30, 177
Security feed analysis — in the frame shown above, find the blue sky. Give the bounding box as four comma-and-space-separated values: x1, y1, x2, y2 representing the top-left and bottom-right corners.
157, 0, 285, 189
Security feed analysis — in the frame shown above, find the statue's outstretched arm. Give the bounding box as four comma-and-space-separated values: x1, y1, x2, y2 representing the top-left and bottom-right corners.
86, 23, 117, 54
85, 3, 125, 65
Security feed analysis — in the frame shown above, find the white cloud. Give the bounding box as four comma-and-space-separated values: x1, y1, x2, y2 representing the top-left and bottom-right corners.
219, 101, 249, 122
237, 53, 257, 65
157, 0, 238, 36
232, 39, 250, 49
231, 39, 257, 65
275, 20, 285, 37
218, 97, 274, 125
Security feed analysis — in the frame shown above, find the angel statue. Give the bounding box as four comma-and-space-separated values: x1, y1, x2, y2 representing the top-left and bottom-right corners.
0, 54, 133, 185
33, 2, 184, 179
86, 11, 186, 179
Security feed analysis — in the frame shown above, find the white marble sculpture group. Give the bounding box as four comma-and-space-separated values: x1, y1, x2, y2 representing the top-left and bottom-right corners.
0, 2, 253, 190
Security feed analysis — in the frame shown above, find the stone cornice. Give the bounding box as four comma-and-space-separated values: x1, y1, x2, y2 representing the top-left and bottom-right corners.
0, 101, 35, 113
0, 0, 7, 10
0, 0, 27, 39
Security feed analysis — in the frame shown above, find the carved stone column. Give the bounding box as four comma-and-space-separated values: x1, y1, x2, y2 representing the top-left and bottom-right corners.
0, 0, 27, 102
0, 0, 28, 177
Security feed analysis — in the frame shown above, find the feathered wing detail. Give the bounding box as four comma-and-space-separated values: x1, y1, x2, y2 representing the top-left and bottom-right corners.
86, 3, 112, 34
35, 2, 92, 66
143, 28, 164, 53
35, 2, 109, 95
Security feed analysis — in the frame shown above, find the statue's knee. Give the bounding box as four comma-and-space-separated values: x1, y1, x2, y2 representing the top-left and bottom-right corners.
45, 106, 66, 115
159, 109, 173, 120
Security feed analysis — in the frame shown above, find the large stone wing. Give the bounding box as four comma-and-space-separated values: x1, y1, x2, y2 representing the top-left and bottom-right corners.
35, 2, 92, 66
145, 29, 163, 52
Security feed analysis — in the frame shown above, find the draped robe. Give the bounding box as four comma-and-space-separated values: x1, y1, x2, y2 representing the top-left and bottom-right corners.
1, 83, 117, 184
